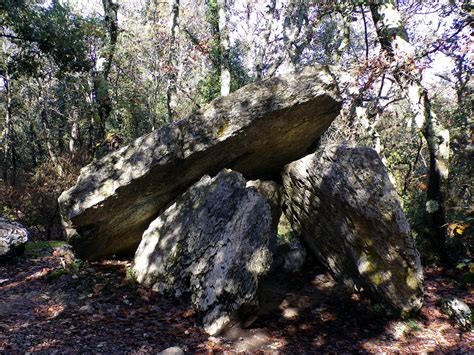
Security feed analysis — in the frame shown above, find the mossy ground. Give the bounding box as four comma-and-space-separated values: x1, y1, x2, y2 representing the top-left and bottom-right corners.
25, 240, 68, 257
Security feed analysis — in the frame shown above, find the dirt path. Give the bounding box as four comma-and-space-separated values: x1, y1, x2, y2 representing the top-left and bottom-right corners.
0, 244, 472, 353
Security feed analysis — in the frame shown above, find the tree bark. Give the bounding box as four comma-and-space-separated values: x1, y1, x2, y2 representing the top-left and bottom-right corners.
282, 0, 308, 72
255, 0, 277, 80
69, 110, 79, 159
102, 0, 119, 82
166, 0, 180, 121
41, 110, 64, 178
335, 4, 352, 60
370, 1, 450, 262
217, 0, 230, 96
2, 72, 12, 184
92, 0, 119, 143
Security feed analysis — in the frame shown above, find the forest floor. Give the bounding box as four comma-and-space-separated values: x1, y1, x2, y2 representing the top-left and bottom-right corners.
0, 241, 472, 353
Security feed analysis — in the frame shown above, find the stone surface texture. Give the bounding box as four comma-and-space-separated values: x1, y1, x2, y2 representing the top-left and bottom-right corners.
133, 170, 275, 335
246, 180, 282, 232
158, 347, 185, 355
59, 65, 341, 260
441, 297, 472, 331
282, 144, 424, 315
0, 217, 28, 260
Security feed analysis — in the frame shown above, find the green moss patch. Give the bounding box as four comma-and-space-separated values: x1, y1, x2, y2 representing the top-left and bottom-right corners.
25, 240, 68, 257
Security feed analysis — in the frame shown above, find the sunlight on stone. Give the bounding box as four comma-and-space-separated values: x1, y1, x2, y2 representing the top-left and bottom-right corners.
281, 307, 299, 319
205, 315, 230, 336
246, 247, 271, 275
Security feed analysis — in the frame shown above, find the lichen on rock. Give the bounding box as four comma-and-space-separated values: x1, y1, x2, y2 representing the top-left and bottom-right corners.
282, 144, 424, 315
58, 65, 342, 260
0, 217, 29, 261
133, 169, 277, 335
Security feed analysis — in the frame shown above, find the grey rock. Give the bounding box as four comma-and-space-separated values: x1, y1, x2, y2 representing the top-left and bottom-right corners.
58, 65, 341, 260
281, 144, 424, 315
133, 170, 275, 335
78, 304, 94, 314
272, 214, 307, 274
278, 238, 307, 273
246, 180, 282, 232
441, 297, 472, 331
0, 217, 28, 260
158, 347, 185, 355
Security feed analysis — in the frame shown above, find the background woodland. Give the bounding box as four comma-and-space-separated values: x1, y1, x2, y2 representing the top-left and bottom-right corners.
0, 0, 472, 267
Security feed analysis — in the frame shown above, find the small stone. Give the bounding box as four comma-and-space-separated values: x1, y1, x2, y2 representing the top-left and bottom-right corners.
158, 347, 184, 355
79, 304, 94, 314
282, 307, 299, 319
441, 297, 472, 331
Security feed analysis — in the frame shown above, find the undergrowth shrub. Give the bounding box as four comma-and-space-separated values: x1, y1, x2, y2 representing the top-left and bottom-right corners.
0, 155, 83, 240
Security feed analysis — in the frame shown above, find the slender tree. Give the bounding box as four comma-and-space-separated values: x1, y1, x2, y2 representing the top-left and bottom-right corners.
255, 0, 277, 80
370, 1, 450, 261
92, 0, 119, 143
166, 0, 180, 121
217, 0, 230, 96
1, 65, 13, 184
282, 0, 309, 72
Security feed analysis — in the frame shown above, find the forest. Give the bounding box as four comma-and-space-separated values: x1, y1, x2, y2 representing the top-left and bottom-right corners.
0, 0, 472, 353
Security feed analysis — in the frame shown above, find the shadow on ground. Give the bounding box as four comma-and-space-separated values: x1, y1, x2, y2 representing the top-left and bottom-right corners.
0, 247, 472, 353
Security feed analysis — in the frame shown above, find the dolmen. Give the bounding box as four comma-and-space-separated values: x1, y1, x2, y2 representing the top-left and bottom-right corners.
58, 65, 423, 334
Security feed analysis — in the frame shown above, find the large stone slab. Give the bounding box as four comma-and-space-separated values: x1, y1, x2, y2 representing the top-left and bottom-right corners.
133, 170, 275, 335
58, 65, 341, 259
282, 144, 424, 315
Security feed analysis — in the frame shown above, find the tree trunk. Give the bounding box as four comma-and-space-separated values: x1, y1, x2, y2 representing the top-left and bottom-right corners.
84, 80, 95, 155
2, 72, 12, 184
102, 0, 119, 82
370, 1, 450, 262
217, 0, 230, 96
28, 118, 38, 169
92, 0, 118, 143
41, 110, 64, 178
335, 4, 352, 60
282, 0, 308, 72
166, 0, 180, 122
69, 110, 79, 159
255, 0, 276, 80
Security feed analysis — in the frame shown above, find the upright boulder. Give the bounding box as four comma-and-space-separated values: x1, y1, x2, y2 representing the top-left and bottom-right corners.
0, 217, 28, 260
58, 65, 341, 259
133, 169, 276, 335
282, 144, 423, 315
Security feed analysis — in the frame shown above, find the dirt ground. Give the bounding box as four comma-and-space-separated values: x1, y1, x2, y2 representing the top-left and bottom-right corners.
0, 243, 472, 353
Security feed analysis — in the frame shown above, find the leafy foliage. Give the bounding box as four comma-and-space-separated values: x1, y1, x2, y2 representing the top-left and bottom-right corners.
0, 0, 472, 268
1, 0, 93, 75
